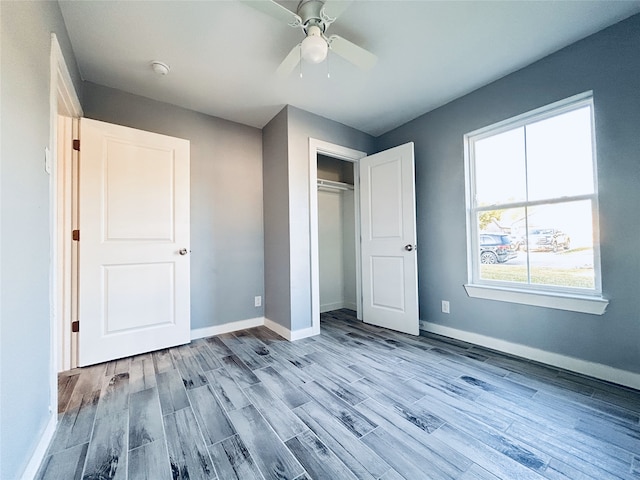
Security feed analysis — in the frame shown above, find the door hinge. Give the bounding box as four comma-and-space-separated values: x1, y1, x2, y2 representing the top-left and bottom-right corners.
71, 321, 79, 333
73, 139, 80, 151
72, 229, 80, 241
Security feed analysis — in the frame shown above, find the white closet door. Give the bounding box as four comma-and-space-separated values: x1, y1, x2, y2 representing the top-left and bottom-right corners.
360, 142, 419, 335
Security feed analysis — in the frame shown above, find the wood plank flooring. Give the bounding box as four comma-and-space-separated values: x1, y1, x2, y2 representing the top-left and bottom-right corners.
38, 310, 640, 479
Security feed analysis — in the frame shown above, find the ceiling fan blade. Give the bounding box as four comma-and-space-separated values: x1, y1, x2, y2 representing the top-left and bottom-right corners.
239, 0, 301, 27
328, 35, 377, 70
277, 44, 302, 76
320, 0, 352, 23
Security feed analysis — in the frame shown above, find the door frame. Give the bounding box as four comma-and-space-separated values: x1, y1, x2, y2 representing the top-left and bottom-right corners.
50, 33, 82, 378
308, 138, 366, 335
25, 33, 85, 479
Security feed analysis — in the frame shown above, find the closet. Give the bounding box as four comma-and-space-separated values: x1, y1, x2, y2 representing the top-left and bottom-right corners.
317, 155, 357, 313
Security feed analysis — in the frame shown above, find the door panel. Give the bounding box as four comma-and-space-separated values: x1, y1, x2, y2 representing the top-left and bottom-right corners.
104, 141, 176, 240
78, 118, 190, 366
370, 159, 403, 238
371, 256, 405, 311
360, 143, 418, 335
103, 263, 175, 332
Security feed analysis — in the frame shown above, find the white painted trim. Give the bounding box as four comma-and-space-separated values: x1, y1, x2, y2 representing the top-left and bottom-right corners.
264, 317, 320, 341
56, 116, 73, 372
320, 301, 349, 313
50, 31, 83, 370
264, 317, 292, 340
290, 326, 319, 341
21, 414, 57, 480
344, 302, 358, 311
190, 317, 265, 340
309, 138, 367, 335
464, 284, 608, 315
41, 34, 83, 479
420, 320, 640, 390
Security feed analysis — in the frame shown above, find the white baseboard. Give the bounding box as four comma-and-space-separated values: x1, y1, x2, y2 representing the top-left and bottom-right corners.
344, 302, 358, 311
320, 301, 358, 313
21, 413, 57, 479
264, 318, 291, 340
290, 326, 320, 341
191, 317, 265, 340
420, 321, 640, 390
264, 318, 319, 341
320, 301, 346, 313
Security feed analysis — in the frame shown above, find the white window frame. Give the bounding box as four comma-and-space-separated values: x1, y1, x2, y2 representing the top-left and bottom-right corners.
463, 92, 608, 315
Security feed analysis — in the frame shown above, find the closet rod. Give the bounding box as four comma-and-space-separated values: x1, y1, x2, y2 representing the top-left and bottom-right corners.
317, 179, 354, 191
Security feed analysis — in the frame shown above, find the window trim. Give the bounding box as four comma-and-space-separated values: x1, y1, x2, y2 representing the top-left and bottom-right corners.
463, 284, 608, 315
463, 92, 608, 314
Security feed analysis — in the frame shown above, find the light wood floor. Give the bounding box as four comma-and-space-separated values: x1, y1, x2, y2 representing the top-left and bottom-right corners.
37, 310, 640, 479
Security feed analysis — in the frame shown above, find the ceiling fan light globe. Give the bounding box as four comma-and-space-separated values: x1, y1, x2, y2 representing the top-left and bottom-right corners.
301, 35, 328, 64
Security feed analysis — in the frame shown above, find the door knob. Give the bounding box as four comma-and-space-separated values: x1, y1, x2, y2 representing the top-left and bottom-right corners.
179, 248, 188, 255
404, 244, 415, 252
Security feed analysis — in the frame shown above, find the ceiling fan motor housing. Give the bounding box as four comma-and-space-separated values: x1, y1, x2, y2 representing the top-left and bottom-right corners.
298, 0, 326, 33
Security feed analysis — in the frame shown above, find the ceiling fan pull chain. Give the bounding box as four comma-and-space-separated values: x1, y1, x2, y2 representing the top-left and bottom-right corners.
299, 46, 303, 78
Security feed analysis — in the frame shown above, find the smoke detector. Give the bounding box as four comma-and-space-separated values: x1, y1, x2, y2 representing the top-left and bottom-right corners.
150, 61, 170, 76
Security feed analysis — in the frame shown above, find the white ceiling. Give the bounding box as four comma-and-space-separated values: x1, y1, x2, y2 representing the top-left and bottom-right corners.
59, 0, 640, 137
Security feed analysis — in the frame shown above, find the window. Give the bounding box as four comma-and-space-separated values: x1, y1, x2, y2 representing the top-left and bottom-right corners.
464, 92, 608, 314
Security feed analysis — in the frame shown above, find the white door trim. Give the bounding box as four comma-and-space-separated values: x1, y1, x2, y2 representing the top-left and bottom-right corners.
25, 33, 84, 480
50, 35, 82, 368
50, 34, 82, 375
309, 138, 367, 336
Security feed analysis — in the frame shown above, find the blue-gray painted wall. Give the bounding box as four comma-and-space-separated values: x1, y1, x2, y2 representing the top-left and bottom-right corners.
287, 106, 376, 331
263, 106, 375, 332
376, 14, 640, 374
82, 83, 265, 330
262, 107, 292, 329
0, 2, 81, 478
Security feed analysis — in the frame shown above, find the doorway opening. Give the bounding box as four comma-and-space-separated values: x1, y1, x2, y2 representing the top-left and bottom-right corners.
308, 139, 366, 335
317, 154, 358, 317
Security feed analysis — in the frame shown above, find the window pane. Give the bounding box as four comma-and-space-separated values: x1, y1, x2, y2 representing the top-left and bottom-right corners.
474, 127, 526, 206
467, 96, 600, 297
478, 207, 526, 283
526, 106, 595, 200
526, 201, 595, 289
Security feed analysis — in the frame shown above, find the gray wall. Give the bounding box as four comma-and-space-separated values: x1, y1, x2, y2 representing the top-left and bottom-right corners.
262, 106, 374, 332
0, 2, 82, 478
262, 107, 291, 329
287, 106, 375, 331
376, 14, 640, 374
83, 83, 265, 330
286, 106, 375, 331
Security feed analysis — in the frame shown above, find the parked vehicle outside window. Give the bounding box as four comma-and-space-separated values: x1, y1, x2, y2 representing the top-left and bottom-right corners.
514, 228, 571, 252
479, 234, 517, 264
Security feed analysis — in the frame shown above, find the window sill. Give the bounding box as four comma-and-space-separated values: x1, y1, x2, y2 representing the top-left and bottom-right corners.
463, 284, 608, 315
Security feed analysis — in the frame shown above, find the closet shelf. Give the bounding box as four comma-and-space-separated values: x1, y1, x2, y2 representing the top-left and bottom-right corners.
317, 178, 354, 191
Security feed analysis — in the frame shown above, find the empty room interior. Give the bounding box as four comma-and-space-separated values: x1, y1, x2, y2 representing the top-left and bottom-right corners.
2, 1, 640, 479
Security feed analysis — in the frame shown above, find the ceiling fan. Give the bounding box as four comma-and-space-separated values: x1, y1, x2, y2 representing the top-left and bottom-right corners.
241, 0, 377, 76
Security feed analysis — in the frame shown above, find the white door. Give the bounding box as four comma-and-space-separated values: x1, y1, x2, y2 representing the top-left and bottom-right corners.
360, 142, 419, 335
78, 118, 191, 366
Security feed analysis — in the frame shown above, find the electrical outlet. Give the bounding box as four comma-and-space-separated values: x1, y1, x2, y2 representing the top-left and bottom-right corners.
254, 296, 262, 307
441, 300, 450, 314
